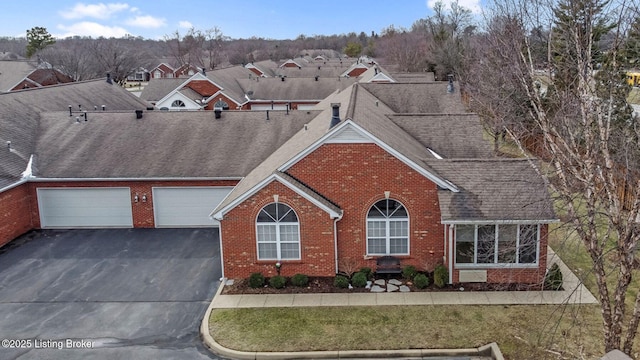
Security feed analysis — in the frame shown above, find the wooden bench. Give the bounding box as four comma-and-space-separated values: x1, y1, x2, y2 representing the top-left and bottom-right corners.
376, 256, 402, 275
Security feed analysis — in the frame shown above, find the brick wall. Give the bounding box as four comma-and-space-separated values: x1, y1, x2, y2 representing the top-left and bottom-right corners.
286, 143, 444, 274
220, 181, 336, 278
29, 180, 238, 228
0, 183, 33, 247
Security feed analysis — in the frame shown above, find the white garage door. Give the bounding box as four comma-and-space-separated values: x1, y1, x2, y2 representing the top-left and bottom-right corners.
153, 187, 233, 227
37, 188, 133, 228
250, 104, 288, 110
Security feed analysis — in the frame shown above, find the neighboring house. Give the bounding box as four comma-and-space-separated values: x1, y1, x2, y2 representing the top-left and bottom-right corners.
150, 63, 175, 79
174, 63, 200, 78
0, 61, 74, 92
127, 67, 150, 82
211, 82, 556, 284
10, 68, 74, 91
0, 77, 318, 245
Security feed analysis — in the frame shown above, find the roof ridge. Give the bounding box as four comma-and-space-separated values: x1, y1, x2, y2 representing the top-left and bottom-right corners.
345, 83, 359, 119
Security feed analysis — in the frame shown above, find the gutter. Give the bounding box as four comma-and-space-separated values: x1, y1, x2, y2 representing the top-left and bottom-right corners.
29, 177, 243, 182
441, 219, 560, 225
0, 179, 28, 193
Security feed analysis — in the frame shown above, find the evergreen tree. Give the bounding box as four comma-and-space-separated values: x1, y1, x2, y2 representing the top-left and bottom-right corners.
26, 27, 55, 59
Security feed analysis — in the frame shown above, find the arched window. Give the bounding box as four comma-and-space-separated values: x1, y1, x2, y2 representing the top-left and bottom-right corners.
171, 100, 185, 108
256, 203, 300, 260
367, 199, 409, 255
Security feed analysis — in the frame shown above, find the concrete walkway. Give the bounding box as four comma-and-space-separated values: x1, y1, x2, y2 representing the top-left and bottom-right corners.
201, 247, 597, 359
209, 248, 598, 309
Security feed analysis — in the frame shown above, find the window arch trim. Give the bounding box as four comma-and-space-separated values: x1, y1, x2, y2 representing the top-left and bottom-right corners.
255, 202, 301, 261
366, 199, 410, 256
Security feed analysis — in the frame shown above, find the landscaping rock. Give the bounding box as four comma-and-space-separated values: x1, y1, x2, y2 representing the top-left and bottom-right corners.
399, 285, 411, 292
387, 284, 399, 292
388, 279, 403, 286
365, 281, 372, 289
374, 279, 386, 286
370, 285, 385, 292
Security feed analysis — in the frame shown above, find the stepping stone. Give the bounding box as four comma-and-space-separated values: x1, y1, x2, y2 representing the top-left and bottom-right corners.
388, 279, 403, 286
370, 285, 385, 292
374, 279, 386, 286
387, 284, 399, 292
399, 285, 411, 292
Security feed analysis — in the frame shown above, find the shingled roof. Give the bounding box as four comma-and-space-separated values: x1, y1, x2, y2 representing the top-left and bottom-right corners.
360, 82, 468, 113
388, 113, 494, 158
0, 79, 151, 188
0, 60, 34, 92
33, 110, 318, 179
238, 77, 357, 101
427, 159, 556, 222
139, 78, 184, 103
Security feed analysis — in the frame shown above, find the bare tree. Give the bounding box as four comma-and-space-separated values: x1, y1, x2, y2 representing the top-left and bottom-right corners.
466, 0, 640, 355
90, 38, 140, 84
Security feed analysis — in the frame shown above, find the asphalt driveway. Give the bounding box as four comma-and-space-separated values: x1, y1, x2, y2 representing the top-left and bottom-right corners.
0, 228, 222, 359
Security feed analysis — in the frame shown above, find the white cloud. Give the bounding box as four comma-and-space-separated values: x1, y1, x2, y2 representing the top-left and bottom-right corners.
56, 22, 129, 38
427, 0, 482, 14
60, 2, 130, 20
126, 15, 166, 28
178, 21, 193, 29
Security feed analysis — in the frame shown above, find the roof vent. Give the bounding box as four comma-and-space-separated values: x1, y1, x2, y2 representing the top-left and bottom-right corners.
6, 141, 11, 151
447, 74, 455, 93
135, 110, 143, 119
266, 110, 270, 121
330, 103, 341, 129
315, 75, 319, 81
102, 105, 106, 111
214, 108, 222, 119
106, 73, 113, 84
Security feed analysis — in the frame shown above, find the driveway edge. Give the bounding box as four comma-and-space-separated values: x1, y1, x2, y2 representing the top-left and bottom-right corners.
200, 280, 505, 360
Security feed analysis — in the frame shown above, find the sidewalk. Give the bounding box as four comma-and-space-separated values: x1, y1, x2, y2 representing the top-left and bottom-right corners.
209, 247, 598, 309
201, 247, 597, 359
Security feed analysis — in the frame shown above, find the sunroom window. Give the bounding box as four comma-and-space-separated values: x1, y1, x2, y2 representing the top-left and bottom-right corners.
455, 224, 540, 265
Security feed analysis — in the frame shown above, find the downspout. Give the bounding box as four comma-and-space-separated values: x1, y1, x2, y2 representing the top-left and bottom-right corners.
218, 226, 225, 280
333, 212, 343, 274
448, 225, 454, 285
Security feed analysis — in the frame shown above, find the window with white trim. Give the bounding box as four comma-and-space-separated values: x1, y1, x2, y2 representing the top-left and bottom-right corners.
366, 199, 409, 255
171, 100, 185, 107
455, 224, 540, 265
256, 203, 300, 260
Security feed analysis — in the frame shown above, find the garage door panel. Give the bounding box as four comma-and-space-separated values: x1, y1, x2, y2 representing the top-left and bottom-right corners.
38, 188, 133, 228
153, 187, 232, 227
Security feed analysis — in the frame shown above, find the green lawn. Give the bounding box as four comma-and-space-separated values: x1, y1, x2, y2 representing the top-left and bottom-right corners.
209, 222, 612, 359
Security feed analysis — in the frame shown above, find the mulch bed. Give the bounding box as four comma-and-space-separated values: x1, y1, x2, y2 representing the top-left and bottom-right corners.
222, 276, 551, 295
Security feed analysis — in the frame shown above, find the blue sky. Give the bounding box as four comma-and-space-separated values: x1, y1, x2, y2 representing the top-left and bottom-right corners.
0, 1, 482, 40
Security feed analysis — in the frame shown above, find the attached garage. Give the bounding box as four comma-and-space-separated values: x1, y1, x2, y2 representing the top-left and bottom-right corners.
153, 187, 233, 227
37, 188, 133, 228
250, 104, 288, 111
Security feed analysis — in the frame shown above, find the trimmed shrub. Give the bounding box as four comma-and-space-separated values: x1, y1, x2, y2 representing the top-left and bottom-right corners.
402, 265, 418, 280
248, 272, 265, 288
544, 263, 563, 290
359, 267, 373, 280
433, 265, 448, 288
269, 275, 287, 289
414, 273, 430, 289
334, 275, 349, 288
352, 271, 368, 288
291, 273, 309, 287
